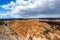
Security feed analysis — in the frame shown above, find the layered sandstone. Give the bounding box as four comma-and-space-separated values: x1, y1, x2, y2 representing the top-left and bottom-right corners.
0, 19, 60, 40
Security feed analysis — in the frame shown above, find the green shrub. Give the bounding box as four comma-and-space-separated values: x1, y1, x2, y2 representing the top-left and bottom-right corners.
43, 29, 50, 35
0, 21, 3, 25
51, 25, 60, 30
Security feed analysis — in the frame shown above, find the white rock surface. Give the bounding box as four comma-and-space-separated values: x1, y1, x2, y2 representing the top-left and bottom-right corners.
33, 38, 48, 40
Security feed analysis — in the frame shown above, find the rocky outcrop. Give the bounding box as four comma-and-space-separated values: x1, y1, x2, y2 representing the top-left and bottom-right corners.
6, 19, 51, 40
0, 19, 60, 40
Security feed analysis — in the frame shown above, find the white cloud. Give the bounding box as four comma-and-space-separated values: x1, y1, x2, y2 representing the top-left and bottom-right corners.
1, 1, 15, 9
0, 0, 59, 18
1, 0, 56, 10
28, 14, 60, 18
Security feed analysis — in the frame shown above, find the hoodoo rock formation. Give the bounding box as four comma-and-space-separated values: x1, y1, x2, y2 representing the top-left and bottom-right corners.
0, 19, 60, 40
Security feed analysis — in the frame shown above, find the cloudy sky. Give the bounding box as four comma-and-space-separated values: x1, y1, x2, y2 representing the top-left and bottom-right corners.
0, 0, 60, 19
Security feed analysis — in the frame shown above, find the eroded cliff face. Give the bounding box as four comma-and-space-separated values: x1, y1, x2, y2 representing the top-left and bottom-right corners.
0, 26, 18, 40
0, 19, 60, 40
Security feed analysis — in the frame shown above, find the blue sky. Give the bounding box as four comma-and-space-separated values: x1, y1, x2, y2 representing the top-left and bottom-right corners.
0, 0, 15, 5
0, 0, 60, 19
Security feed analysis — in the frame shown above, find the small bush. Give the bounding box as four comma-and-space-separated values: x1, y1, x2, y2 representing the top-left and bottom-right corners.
43, 29, 50, 35
51, 25, 60, 30
0, 21, 3, 25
